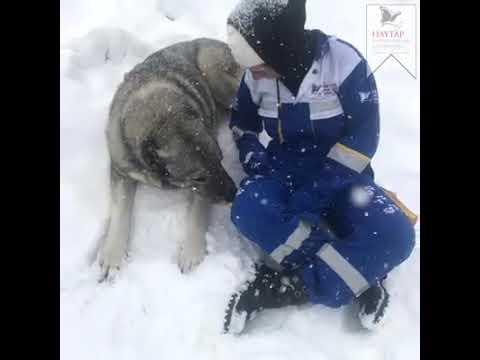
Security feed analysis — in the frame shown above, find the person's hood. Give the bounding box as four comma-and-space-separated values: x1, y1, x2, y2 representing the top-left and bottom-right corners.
227, 0, 317, 96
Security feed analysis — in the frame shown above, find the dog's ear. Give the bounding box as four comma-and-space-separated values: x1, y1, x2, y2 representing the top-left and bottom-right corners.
195, 42, 242, 109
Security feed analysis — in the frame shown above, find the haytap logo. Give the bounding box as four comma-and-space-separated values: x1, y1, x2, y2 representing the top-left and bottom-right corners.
366, 3, 417, 79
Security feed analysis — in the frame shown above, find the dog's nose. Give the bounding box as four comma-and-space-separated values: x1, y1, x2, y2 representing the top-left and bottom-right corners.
224, 189, 237, 203
223, 180, 237, 204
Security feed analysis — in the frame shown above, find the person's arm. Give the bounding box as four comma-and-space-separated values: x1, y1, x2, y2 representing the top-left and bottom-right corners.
290, 59, 380, 214
230, 72, 271, 176
326, 58, 380, 174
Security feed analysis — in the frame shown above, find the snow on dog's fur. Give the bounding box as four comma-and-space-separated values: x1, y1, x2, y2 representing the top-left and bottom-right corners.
98, 38, 243, 280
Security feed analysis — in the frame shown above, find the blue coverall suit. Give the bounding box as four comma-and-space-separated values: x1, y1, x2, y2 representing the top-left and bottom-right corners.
230, 32, 415, 308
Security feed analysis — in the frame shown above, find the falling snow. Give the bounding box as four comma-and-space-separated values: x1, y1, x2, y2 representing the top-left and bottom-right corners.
384, 206, 397, 214
61, 1, 419, 359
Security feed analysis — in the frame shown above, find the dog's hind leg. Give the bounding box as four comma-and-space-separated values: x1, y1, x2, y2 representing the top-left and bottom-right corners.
177, 192, 211, 274
97, 166, 137, 281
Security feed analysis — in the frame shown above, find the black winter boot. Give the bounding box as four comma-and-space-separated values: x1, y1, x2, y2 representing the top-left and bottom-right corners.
223, 264, 309, 334
357, 278, 390, 330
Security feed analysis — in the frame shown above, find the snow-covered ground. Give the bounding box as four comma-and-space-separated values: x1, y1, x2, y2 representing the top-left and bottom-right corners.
60, 1, 420, 359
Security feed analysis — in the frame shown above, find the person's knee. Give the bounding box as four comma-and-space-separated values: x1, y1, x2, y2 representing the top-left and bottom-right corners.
231, 175, 292, 242
232, 177, 271, 224
394, 220, 416, 263
237, 176, 287, 198
378, 215, 416, 269
347, 184, 417, 266
233, 176, 287, 214
231, 190, 256, 229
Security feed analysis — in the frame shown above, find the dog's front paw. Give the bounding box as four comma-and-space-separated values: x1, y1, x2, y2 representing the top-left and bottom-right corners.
177, 241, 206, 274
97, 243, 128, 282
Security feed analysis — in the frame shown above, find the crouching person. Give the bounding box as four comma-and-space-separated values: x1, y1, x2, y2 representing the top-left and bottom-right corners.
223, 0, 416, 334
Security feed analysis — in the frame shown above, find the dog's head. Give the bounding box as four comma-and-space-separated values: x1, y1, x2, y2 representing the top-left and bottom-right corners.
140, 121, 237, 204
195, 39, 245, 110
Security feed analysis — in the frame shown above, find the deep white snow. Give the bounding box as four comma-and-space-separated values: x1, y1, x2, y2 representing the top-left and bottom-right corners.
60, 1, 420, 359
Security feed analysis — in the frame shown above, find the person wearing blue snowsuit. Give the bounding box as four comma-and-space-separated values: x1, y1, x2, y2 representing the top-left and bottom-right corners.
223, 0, 416, 334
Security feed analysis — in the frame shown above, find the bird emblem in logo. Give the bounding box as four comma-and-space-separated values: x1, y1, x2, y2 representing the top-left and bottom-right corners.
379, 6, 402, 28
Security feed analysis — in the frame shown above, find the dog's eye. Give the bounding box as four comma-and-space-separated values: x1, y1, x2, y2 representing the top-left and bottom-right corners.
193, 176, 207, 184
222, 60, 237, 74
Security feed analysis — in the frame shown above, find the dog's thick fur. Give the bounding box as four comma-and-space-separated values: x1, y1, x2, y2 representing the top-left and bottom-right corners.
98, 38, 243, 280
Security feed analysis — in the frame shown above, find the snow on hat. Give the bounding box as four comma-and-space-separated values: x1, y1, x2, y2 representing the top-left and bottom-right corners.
227, 0, 314, 95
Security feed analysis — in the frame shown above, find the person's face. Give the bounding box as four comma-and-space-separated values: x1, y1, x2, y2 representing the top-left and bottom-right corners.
249, 64, 279, 80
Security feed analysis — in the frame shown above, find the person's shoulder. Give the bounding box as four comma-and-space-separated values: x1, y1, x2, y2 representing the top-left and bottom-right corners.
322, 35, 370, 83
326, 35, 365, 63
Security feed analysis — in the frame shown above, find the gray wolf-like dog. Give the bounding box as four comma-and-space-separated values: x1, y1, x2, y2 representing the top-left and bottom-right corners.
97, 38, 243, 280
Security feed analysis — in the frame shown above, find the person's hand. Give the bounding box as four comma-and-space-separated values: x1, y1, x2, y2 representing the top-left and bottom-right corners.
237, 133, 272, 176
242, 148, 272, 175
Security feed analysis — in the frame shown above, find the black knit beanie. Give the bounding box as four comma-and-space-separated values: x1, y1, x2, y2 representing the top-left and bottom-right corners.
227, 0, 315, 96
